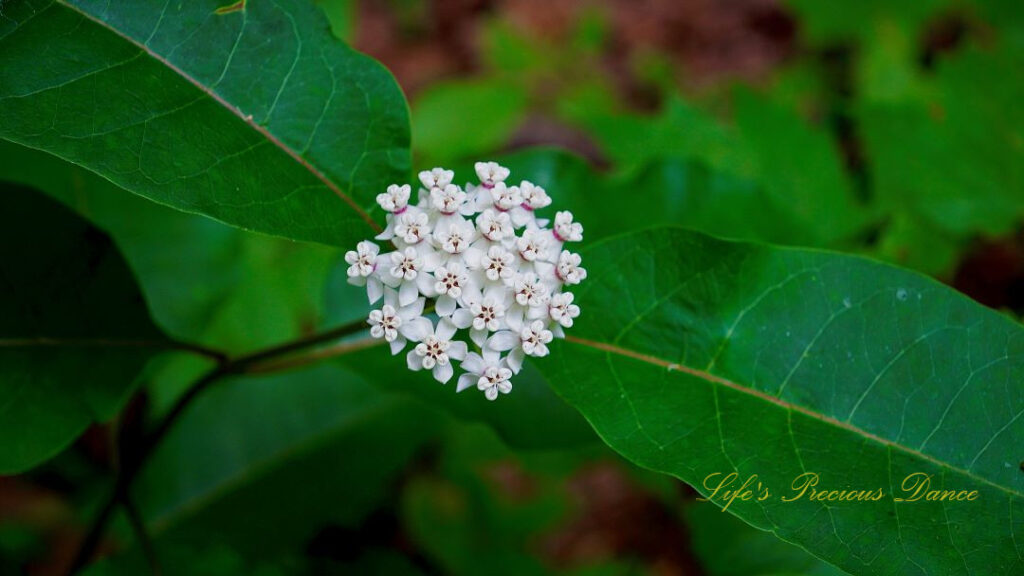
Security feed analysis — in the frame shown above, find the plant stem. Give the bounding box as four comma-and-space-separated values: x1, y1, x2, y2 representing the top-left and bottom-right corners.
122, 494, 161, 576
67, 317, 371, 574
166, 339, 229, 364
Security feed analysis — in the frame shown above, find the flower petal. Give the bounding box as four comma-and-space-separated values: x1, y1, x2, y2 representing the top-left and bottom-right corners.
487, 330, 519, 352
451, 308, 474, 329
436, 294, 457, 317
434, 361, 454, 384
415, 272, 437, 297
461, 352, 484, 375
436, 318, 457, 341
389, 336, 406, 355
399, 317, 433, 342
456, 373, 476, 393
401, 296, 426, 320
448, 340, 468, 361
470, 328, 488, 348
507, 348, 524, 373
407, 350, 424, 371
399, 281, 419, 307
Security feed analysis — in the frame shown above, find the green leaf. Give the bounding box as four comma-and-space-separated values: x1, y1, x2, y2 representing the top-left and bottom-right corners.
0, 183, 165, 473
732, 90, 869, 244
784, 0, 946, 44
684, 503, 847, 576
540, 227, 1023, 576
134, 364, 440, 555
0, 0, 410, 246
413, 79, 528, 164
860, 47, 1024, 238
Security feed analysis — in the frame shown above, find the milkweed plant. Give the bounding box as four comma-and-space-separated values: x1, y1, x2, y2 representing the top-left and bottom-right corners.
345, 162, 586, 401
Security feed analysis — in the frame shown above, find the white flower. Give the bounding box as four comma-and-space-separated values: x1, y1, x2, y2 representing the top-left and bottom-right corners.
511, 181, 551, 227
347, 162, 588, 401
516, 228, 550, 262
548, 292, 580, 328
366, 291, 432, 354
430, 184, 467, 215
475, 161, 510, 188
476, 209, 513, 242
553, 211, 583, 243
519, 181, 551, 211
513, 272, 550, 308
345, 241, 384, 303
376, 184, 411, 214
451, 290, 508, 346
457, 349, 513, 401
432, 263, 469, 316
520, 320, 554, 357
394, 211, 429, 245
491, 182, 522, 212
345, 241, 378, 278
381, 247, 435, 305
555, 250, 587, 285
419, 167, 454, 190
407, 319, 467, 384
431, 219, 478, 269
479, 245, 517, 283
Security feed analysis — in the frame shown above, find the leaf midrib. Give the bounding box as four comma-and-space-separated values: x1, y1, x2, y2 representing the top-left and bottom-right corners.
53, 0, 381, 235
564, 334, 1023, 500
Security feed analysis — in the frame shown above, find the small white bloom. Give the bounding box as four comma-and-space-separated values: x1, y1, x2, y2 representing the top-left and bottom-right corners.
516, 228, 550, 262
432, 262, 470, 318
381, 247, 436, 305
549, 292, 580, 328
345, 241, 384, 303
368, 305, 401, 342
477, 209, 513, 242
452, 292, 508, 346
457, 350, 514, 400
511, 181, 551, 227
519, 181, 551, 211
553, 211, 583, 243
367, 291, 432, 354
430, 184, 467, 215
376, 184, 411, 214
491, 182, 522, 212
513, 272, 550, 308
555, 250, 587, 285
419, 167, 454, 190
434, 217, 477, 260
475, 161, 510, 188
407, 319, 467, 384
393, 211, 429, 245
479, 245, 517, 283
520, 320, 554, 357
345, 241, 378, 278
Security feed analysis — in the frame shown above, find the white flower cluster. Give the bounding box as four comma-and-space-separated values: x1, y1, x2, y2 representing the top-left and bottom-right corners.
345, 162, 586, 401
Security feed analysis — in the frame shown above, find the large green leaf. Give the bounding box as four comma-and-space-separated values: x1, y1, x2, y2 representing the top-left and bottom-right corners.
540, 227, 1023, 576
0, 0, 410, 246
134, 364, 439, 556
0, 183, 165, 473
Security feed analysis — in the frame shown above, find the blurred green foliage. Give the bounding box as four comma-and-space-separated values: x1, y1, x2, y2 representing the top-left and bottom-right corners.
405, 0, 1022, 279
